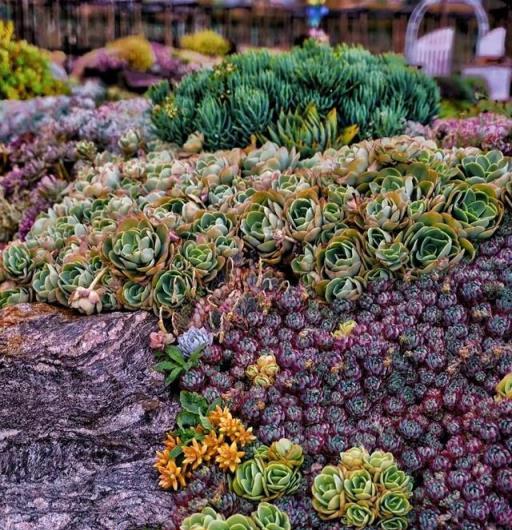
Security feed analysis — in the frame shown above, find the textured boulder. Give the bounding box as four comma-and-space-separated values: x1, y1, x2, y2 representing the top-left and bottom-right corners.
0, 304, 178, 530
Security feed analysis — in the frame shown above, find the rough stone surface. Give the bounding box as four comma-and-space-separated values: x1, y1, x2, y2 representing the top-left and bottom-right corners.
0, 303, 178, 530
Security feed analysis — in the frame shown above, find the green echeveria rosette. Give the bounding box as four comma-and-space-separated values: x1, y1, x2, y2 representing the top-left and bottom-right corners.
252, 502, 291, 530
377, 491, 412, 518
242, 142, 299, 176
363, 450, 395, 477
232, 459, 266, 501
0, 287, 32, 309
343, 502, 376, 528
344, 469, 377, 503
152, 269, 194, 313
444, 182, 503, 240
379, 465, 413, 495
374, 240, 409, 272
32, 263, 60, 303
263, 462, 301, 500
362, 190, 409, 232
180, 240, 225, 282
191, 212, 235, 240
266, 439, 304, 469
215, 235, 244, 259
56, 259, 95, 305
311, 465, 346, 520
403, 212, 474, 275
317, 228, 367, 280
119, 280, 153, 310
102, 215, 169, 281
284, 189, 323, 243
460, 150, 511, 188
240, 192, 290, 264
323, 276, 365, 302
1, 242, 34, 284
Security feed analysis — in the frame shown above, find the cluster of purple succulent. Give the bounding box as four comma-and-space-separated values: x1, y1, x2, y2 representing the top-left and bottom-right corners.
172, 219, 512, 529
0, 96, 151, 241
408, 113, 512, 155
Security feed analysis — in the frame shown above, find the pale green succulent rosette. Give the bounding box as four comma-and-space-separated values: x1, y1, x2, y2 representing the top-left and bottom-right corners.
180, 240, 224, 282
378, 491, 412, 518
2, 242, 34, 284
496, 373, 512, 400
232, 459, 266, 502
311, 465, 346, 520
379, 465, 413, 495
0, 287, 32, 309
323, 276, 365, 303
317, 228, 367, 280
181, 506, 226, 529
209, 184, 236, 207
240, 191, 290, 264
272, 173, 310, 197
152, 269, 193, 312
263, 462, 300, 499
344, 469, 377, 503
252, 502, 291, 530
380, 516, 409, 530
266, 439, 304, 469
375, 240, 409, 272
102, 215, 169, 281
340, 447, 369, 471
191, 212, 235, 240
144, 196, 186, 228
364, 267, 393, 282
362, 190, 409, 232
284, 189, 323, 243
366, 227, 391, 257
32, 262, 59, 303
225, 514, 257, 530
403, 212, 474, 275
242, 142, 299, 176
291, 244, 317, 277
460, 149, 511, 188
119, 280, 152, 310
364, 450, 395, 477
215, 235, 244, 258
343, 502, 376, 528
444, 182, 503, 240
56, 259, 95, 305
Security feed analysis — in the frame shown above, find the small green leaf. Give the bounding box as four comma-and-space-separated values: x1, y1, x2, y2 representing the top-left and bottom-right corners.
169, 446, 183, 459
180, 391, 208, 415
198, 414, 213, 431
164, 367, 183, 385
165, 346, 187, 366
154, 361, 178, 372
177, 410, 199, 430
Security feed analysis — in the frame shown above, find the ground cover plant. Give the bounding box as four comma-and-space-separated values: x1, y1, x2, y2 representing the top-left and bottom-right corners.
0, 20, 68, 99
148, 41, 440, 153
0, 96, 152, 242
2, 136, 511, 315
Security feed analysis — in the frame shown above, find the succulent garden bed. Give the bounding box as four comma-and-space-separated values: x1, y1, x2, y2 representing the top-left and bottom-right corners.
1, 39, 511, 530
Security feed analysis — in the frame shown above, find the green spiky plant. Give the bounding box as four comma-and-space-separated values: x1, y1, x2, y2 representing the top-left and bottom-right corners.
148, 41, 440, 154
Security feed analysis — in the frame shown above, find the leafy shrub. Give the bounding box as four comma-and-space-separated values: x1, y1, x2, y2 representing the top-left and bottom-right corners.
148, 41, 440, 153
180, 30, 231, 57
0, 20, 68, 100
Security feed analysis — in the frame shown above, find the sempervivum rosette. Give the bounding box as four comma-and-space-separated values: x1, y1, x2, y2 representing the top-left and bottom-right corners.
0, 286, 32, 309
1, 241, 35, 284
240, 191, 291, 264
459, 149, 511, 188
284, 188, 323, 243
443, 181, 503, 240
102, 214, 169, 281
252, 502, 291, 530
312, 447, 413, 528
403, 212, 474, 274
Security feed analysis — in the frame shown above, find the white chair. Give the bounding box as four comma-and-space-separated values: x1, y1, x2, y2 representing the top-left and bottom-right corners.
410, 28, 455, 77
477, 27, 506, 59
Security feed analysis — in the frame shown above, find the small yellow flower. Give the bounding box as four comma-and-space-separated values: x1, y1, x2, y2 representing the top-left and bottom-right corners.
332, 320, 357, 339
215, 441, 245, 473
208, 405, 233, 427
182, 438, 208, 469
158, 459, 187, 490
232, 425, 256, 447
203, 431, 224, 461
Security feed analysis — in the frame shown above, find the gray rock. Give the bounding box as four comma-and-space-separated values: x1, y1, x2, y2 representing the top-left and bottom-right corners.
0, 304, 179, 530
